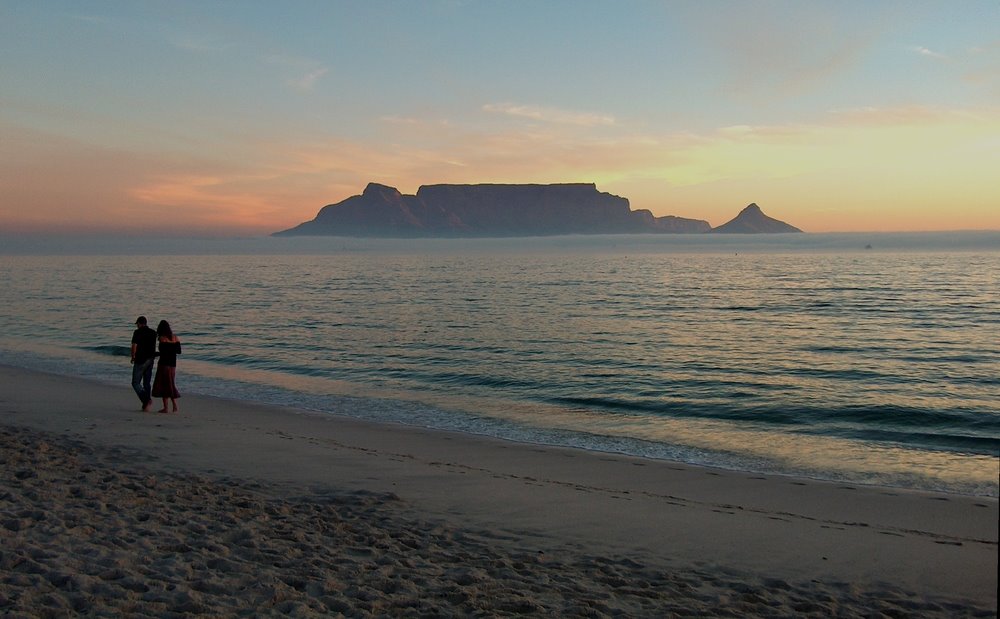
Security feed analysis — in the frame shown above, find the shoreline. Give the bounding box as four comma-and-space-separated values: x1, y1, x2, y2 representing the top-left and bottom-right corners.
5, 345, 997, 500
1, 364, 997, 615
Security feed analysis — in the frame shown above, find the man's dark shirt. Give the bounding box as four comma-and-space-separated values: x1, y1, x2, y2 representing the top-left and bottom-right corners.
131, 326, 158, 363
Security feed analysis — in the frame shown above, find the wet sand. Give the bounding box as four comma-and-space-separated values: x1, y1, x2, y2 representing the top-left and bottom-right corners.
1, 364, 996, 617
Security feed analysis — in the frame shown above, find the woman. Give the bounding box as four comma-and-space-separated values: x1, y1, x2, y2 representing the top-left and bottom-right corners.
151, 319, 182, 413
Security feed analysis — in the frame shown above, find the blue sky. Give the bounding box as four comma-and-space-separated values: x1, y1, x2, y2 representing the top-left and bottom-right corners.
2, 1, 998, 234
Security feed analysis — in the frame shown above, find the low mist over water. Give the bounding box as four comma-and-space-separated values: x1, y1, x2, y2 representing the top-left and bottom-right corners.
1, 231, 998, 256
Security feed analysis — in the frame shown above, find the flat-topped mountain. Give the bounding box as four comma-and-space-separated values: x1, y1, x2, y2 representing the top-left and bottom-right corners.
274, 183, 711, 237
274, 183, 801, 237
711, 203, 802, 233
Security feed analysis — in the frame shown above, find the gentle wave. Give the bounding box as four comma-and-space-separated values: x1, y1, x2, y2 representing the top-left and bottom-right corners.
86, 345, 131, 357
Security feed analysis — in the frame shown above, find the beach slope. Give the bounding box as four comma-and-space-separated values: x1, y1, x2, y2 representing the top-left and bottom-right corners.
1, 365, 996, 616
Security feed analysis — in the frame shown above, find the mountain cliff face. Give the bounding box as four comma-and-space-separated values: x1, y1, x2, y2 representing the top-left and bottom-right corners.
711, 203, 802, 233
274, 183, 711, 237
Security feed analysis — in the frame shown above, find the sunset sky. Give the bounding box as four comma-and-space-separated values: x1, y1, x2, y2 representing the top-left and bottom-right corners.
2, 1, 998, 236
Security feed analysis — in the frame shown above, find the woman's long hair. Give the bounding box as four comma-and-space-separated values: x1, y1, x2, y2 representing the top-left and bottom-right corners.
156, 320, 174, 339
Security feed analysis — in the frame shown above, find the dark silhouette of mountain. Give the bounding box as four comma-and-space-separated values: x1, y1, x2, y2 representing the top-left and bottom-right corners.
274, 183, 711, 237
710, 203, 802, 233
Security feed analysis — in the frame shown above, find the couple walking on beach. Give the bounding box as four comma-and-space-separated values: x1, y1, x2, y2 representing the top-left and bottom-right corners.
130, 316, 182, 413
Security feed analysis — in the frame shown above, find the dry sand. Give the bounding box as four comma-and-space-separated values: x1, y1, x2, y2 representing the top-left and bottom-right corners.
1, 364, 996, 617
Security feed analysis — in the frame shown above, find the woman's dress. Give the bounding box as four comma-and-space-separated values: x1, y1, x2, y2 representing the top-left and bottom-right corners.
151, 340, 181, 399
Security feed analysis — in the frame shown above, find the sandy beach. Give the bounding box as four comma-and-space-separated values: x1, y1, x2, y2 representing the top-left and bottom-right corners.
1, 364, 996, 617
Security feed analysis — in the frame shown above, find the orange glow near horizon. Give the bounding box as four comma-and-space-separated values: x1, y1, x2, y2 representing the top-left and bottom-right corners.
2, 106, 998, 235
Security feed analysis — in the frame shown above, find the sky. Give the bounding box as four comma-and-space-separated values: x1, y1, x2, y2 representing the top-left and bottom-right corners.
1, 1, 998, 236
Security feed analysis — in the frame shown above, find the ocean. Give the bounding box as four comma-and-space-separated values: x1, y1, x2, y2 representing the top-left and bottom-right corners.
1, 232, 998, 497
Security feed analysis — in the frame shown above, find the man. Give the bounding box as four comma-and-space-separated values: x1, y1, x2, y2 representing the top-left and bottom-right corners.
130, 316, 158, 411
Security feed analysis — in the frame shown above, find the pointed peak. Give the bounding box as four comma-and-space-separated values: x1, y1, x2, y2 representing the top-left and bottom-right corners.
711, 202, 803, 234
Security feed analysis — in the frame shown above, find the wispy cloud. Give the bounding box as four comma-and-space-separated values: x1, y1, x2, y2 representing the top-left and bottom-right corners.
826, 105, 963, 126
482, 103, 616, 127
67, 11, 232, 55
960, 41, 1000, 91
66, 13, 110, 26
692, 3, 883, 99
265, 54, 329, 92
290, 67, 329, 91
169, 32, 230, 53
911, 45, 947, 59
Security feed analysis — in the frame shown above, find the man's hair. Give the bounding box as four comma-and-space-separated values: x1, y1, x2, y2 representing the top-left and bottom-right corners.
136, 316, 147, 326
